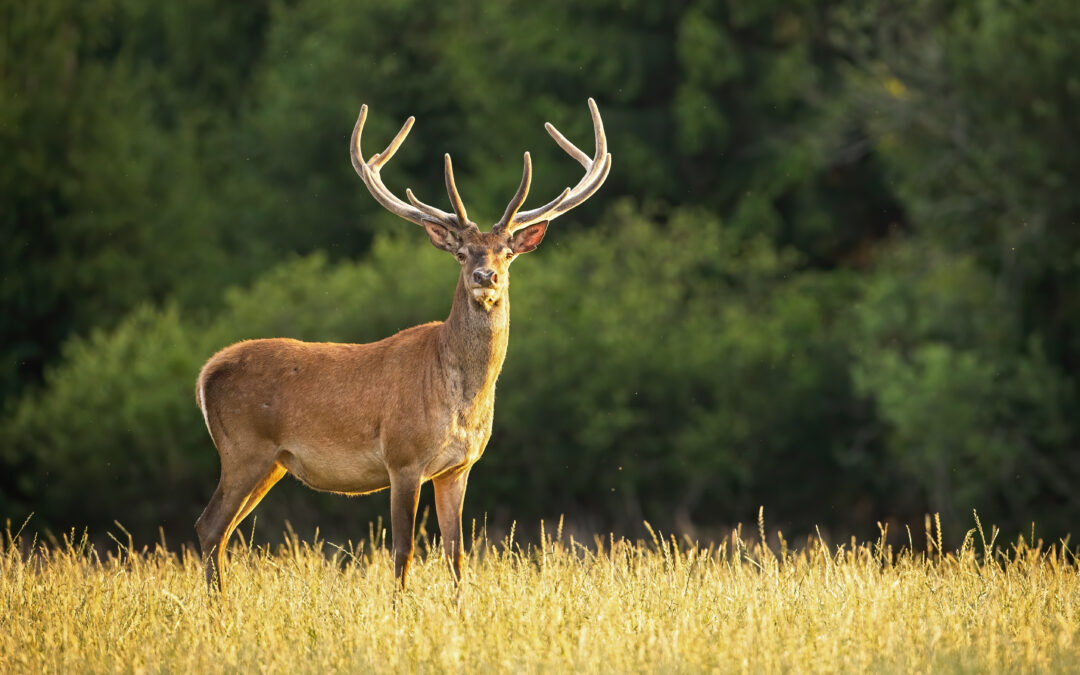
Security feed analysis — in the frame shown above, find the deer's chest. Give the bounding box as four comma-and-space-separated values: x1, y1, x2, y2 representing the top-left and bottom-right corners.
424, 400, 494, 479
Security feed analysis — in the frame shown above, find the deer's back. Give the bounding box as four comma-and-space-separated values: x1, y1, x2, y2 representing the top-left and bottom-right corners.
195, 326, 448, 455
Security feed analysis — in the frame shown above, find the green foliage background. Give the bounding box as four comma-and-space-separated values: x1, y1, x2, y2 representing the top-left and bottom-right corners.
2, 0, 1078, 545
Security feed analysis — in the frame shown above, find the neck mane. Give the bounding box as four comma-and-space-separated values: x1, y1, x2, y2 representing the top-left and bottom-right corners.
438, 275, 510, 403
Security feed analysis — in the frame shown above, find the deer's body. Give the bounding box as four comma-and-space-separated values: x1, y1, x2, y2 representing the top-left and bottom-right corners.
195, 99, 609, 593
196, 275, 506, 497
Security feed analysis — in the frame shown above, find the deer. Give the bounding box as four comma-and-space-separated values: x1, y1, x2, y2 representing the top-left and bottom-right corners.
193, 99, 611, 593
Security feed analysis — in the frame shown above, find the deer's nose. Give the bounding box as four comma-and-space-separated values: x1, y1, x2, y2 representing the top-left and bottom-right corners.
472, 268, 498, 287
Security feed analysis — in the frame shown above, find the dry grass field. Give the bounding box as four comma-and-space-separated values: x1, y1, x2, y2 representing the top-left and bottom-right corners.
2, 513, 1078, 673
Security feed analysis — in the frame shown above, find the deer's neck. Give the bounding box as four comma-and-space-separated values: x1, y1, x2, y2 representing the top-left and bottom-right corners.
438, 276, 510, 407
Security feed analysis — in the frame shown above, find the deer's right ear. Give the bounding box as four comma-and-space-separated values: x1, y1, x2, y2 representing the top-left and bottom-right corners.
422, 219, 460, 253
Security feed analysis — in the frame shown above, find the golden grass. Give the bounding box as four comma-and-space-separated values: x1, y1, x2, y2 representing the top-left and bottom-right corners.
2, 514, 1078, 674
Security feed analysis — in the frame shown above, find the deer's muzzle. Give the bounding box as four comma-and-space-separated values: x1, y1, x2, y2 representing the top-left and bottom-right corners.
472, 268, 498, 288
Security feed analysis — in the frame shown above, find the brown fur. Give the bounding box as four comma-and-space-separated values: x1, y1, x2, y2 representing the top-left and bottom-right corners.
194, 225, 543, 592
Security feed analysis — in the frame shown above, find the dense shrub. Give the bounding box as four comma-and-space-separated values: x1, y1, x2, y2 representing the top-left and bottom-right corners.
0, 238, 449, 542
4, 204, 869, 541
5, 201, 1078, 545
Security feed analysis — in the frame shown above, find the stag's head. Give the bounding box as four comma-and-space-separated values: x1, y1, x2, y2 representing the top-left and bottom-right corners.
350, 100, 611, 311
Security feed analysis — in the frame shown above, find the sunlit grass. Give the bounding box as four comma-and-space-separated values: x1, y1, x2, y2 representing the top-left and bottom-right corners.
2, 513, 1078, 673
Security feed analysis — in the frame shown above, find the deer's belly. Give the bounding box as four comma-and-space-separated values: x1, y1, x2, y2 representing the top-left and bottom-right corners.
276, 442, 390, 495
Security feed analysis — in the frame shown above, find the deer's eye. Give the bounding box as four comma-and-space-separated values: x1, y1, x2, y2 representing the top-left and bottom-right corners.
504, 250, 515, 260
455, 251, 467, 262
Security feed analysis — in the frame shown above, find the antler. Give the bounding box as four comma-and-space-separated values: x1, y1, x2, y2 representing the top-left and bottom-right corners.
350, 105, 472, 231
492, 98, 612, 234
352, 100, 610, 235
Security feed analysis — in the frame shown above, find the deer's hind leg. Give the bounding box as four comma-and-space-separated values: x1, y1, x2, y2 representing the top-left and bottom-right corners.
233, 461, 287, 528
195, 446, 285, 593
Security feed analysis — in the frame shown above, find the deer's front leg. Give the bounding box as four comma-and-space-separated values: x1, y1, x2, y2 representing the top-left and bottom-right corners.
389, 474, 421, 589
433, 468, 470, 583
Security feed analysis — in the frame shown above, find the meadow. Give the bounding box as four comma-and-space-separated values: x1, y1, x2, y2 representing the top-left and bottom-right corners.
2, 514, 1078, 673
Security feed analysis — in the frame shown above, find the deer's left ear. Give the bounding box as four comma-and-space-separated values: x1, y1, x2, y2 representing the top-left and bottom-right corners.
510, 222, 549, 254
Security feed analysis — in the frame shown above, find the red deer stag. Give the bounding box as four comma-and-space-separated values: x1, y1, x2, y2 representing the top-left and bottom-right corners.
194, 99, 611, 592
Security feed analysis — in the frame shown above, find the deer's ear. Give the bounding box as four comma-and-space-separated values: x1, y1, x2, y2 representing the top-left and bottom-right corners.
423, 219, 460, 253
510, 221, 549, 254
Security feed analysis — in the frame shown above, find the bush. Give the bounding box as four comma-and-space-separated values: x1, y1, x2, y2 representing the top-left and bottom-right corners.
490, 202, 861, 534
851, 242, 1075, 534
0, 238, 451, 541
2, 203, 869, 542
5, 201, 1075, 545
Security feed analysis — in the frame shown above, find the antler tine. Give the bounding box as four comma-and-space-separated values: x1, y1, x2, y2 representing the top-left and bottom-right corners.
541, 98, 607, 172
443, 154, 471, 229
406, 188, 455, 222
588, 97, 608, 162
505, 98, 612, 232
546, 152, 612, 213
371, 115, 414, 169
492, 152, 533, 232
544, 123, 592, 168
350, 105, 460, 230
349, 105, 373, 174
